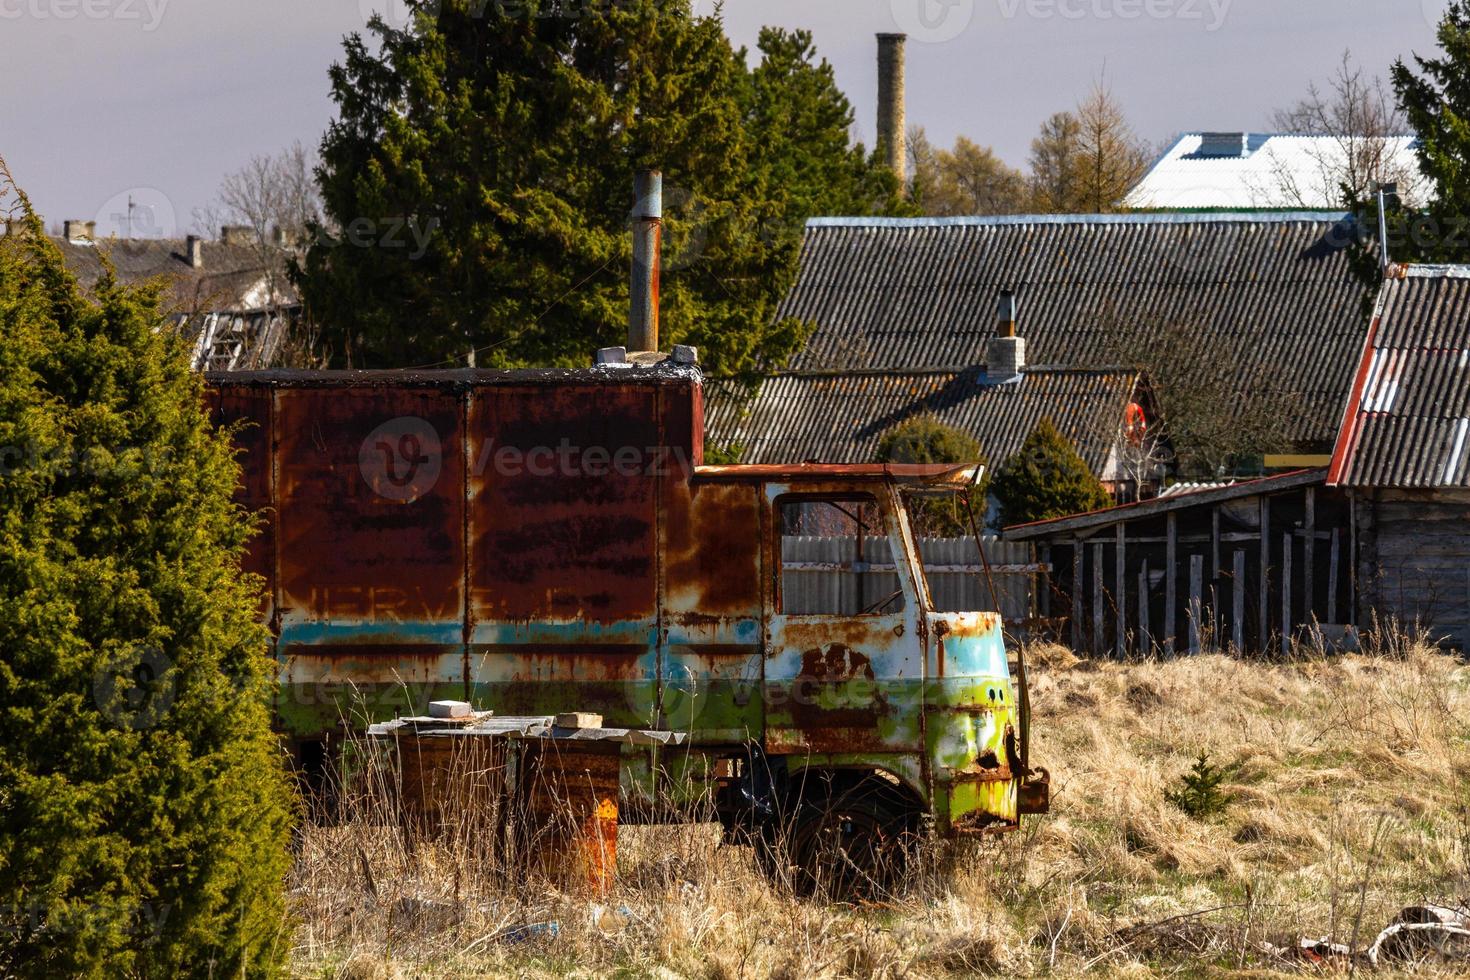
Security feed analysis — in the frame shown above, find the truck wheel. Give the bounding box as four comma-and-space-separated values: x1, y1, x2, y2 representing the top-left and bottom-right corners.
756, 776, 921, 901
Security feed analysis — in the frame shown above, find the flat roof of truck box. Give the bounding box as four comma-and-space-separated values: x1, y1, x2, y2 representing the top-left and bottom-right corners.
205, 366, 703, 389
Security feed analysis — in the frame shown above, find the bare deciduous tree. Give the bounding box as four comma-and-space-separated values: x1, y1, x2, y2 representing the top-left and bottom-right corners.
909, 127, 1028, 216
194, 142, 323, 305
1028, 83, 1148, 213
1265, 50, 1426, 208
194, 141, 320, 245
1101, 308, 1304, 480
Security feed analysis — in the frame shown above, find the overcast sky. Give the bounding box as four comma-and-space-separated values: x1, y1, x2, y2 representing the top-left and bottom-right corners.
0, 0, 1450, 238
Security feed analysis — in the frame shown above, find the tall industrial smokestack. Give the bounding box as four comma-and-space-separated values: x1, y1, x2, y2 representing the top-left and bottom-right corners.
629, 170, 662, 354
876, 33, 907, 183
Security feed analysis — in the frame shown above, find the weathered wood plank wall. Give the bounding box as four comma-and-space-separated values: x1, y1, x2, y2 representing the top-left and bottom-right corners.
1358, 489, 1470, 649
1033, 483, 1354, 656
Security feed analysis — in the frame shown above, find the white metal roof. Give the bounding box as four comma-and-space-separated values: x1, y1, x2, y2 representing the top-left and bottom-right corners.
1125, 133, 1427, 211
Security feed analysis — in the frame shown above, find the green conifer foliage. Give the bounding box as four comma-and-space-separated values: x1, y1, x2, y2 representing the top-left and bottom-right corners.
298, 1, 906, 373
0, 189, 294, 976
876, 415, 988, 537
1357, 2, 1470, 278
992, 418, 1113, 527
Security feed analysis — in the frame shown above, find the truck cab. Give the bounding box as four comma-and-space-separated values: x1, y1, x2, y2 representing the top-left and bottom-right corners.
680, 464, 1045, 892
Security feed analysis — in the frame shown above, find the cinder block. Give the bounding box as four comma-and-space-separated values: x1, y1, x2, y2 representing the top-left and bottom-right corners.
554, 712, 603, 729
429, 700, 473, 719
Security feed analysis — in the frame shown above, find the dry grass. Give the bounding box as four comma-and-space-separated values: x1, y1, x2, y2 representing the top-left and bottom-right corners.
289, 645, 1470, 978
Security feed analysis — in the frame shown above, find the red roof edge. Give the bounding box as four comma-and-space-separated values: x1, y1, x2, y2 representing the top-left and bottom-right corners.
1326, 304, 1385, 487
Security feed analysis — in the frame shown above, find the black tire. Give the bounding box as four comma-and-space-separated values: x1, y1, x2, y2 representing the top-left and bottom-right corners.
755, 775, 921, 901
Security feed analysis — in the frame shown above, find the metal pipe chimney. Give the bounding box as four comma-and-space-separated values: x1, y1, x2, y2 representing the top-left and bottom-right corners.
988, 290, 1025, 380
1376, 181, 1397, 275
629, 170, 662, 353
997, 290, 1017, 338
876, 33, 908, 183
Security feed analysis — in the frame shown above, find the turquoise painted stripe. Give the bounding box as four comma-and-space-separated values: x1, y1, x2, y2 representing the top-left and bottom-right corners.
278, 620, 464, 646
469, 620, 658, 646
664, 617, 761, 646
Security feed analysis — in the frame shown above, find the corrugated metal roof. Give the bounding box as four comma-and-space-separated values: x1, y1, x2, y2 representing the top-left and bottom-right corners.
1158, 480, 1238, 498
712, 213, 1372, 463
1329, 266, 1470, 488
1005, 468, 1326, 540
1125, 133, 1427, 210
706, 367, 1136, 471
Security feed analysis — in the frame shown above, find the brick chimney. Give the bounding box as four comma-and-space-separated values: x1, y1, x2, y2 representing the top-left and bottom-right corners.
220, 225, 254, 248
63, 220, 96, 242
876, 33, 907, 183
186, 235, 204, 269
987, 290, 1025, 380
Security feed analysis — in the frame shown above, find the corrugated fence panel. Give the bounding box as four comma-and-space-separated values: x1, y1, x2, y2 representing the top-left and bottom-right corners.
781, 536, 1035, 623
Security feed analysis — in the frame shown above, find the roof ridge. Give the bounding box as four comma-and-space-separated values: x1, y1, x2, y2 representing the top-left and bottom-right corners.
1396, 264, 1470, 279
727, 365, 1139, 379
807, 212, 1354, 229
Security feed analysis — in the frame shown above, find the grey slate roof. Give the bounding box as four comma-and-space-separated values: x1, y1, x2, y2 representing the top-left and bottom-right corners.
48, 235, 301, 372
52, 237, 295, 315
707, 368, 1136, 472
709, 212, 1373, 467
1328, 266, 1470, 488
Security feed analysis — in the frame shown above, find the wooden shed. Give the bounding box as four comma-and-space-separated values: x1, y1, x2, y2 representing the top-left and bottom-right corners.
1327, 265, 1470, 649
1005, 470, 1354, 656
1010, 265, 1470, 656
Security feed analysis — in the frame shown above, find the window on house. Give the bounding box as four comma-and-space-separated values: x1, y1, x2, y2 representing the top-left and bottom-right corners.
778, 496, 905, 616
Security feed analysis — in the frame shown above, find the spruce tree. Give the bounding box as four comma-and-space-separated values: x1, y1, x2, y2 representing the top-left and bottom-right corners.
1368, 3, 1470, 271
299, 1, 905, 373
0, 185, 294, 976
992, 418, 1113, 527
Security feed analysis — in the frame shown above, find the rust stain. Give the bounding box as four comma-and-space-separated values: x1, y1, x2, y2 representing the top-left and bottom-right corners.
776, 619, 899, 655
663, 481, 761, 615
798, 643, 875, 683
781, 643, 889, 745
275, 387, 466, 624
469, 386, 659, 623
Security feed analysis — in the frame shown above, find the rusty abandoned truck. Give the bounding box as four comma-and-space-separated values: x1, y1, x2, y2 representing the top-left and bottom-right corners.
207, 364, 1048, 881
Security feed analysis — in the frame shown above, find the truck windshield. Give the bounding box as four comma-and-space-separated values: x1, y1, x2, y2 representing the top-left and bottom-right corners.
900, 488, 996, 614
778, 495, 905, 616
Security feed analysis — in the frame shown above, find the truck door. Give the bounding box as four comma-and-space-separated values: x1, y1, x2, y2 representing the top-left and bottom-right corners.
762, 485, 926, 757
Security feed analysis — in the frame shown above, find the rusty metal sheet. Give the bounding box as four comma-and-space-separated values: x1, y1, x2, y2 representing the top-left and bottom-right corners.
662, 382, 703, 469
468, 385, 659, 624
274, 386, 466, 634
467, 384, 665, 729
272, 386, 467, 732
660, 479, 764, 740
663, 481, 761, 618
695, 462, 978, 483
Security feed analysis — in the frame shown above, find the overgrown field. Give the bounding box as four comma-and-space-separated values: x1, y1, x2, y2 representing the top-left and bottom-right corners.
291, 646, 1470, 978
